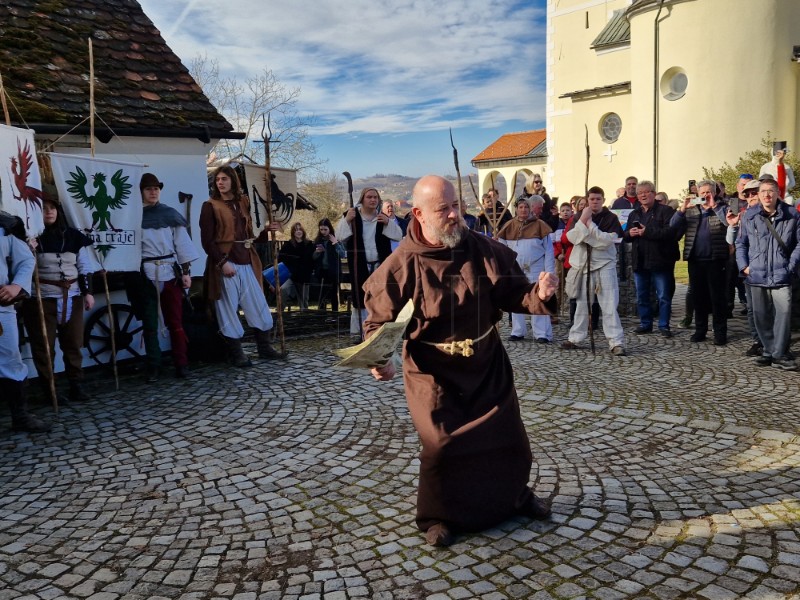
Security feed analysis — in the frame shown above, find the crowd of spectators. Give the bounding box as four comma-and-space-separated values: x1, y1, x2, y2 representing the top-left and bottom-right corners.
4, 158, 799, 431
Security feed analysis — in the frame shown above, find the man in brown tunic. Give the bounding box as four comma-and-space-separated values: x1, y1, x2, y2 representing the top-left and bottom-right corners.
365, 175, 558, 547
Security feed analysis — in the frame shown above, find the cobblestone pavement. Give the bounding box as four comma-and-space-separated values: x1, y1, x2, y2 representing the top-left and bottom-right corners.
2, 298, 800, 600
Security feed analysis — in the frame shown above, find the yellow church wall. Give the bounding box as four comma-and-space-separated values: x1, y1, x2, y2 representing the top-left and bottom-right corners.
553, 94, 634, 200
548, 0, 800, 202
547, 0, 634, 202
627, 0, 800, 198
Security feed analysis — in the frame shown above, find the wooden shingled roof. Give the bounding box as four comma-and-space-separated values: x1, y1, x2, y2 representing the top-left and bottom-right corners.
471, 129, 546, 164
0, 0, 239, 142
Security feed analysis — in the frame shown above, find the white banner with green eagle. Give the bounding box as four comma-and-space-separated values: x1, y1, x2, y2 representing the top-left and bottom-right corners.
0, 124, 45, 237
50, 153, 144, 271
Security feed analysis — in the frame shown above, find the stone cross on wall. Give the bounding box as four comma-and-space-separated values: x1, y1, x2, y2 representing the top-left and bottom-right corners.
603, 145, 618, 163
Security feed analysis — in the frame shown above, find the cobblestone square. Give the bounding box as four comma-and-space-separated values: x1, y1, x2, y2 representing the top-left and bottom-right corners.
2, 304, 800, 599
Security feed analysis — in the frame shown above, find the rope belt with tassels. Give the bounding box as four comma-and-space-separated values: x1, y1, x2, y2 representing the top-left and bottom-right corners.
418, 326, 494, 357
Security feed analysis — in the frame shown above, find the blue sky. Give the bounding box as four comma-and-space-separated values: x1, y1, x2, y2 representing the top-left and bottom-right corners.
137, 0, 548, 178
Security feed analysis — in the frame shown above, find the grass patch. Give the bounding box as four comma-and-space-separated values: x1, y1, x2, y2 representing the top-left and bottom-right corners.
675, 239, 688, 285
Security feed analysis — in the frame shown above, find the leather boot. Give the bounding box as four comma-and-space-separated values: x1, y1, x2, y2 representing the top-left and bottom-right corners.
68, 380, 90, 402
5, 378, 51, 433
223, 336, 252, 367
254, 328, 284, 359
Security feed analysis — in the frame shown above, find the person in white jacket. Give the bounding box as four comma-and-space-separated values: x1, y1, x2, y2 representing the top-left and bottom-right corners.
561, 187, 626, 355
759, 147, 795, 205
496, 196, 555, 343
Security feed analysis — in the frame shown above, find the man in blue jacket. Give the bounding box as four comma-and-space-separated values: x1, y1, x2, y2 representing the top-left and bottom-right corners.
735, 177, 800, 371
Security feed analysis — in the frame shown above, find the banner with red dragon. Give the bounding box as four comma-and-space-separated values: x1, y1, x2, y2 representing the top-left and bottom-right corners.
0, 124, 45, 237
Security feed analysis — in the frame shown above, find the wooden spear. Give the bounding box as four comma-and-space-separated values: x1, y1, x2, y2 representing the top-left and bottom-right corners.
261, 115, 287, 356
342, 171, 363, 341
449, 129, 463, 213
584, 124, 595, 355
89, 38, 120, 387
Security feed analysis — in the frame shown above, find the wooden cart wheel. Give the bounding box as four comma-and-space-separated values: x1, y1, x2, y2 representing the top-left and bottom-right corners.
84, 304, 144, 365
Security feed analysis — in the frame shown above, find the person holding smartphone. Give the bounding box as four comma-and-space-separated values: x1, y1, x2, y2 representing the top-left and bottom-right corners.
623, 181, 680, 337
670, 179, 730, 345
313, 218, 345, 312
759, 143, 795, 203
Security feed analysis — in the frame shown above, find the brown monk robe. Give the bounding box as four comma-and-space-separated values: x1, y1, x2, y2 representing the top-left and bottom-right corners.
363, 185, 556, 540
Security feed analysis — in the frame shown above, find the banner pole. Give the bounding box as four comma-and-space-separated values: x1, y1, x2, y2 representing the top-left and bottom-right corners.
88, 38, 119, 389
33, 264, 59, 414
0, 71, 11, 125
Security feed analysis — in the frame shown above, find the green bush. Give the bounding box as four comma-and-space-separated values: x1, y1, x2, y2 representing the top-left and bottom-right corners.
702, 133, 799, 194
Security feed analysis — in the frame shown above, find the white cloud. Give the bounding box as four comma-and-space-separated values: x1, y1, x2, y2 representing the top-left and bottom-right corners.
139, 0, 546, 137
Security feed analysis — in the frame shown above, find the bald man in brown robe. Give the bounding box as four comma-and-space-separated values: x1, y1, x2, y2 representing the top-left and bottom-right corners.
365, 175, 558, 547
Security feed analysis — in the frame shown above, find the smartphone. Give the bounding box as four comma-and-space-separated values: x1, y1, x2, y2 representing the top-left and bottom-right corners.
688, 179, 696, 190
630, 221, 641, 229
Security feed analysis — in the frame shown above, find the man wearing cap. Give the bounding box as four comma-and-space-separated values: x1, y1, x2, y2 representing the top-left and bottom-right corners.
735, 177, 800, 370
725, 174, 756, 317
726, 178, 764, 356
126, 173, 199, 382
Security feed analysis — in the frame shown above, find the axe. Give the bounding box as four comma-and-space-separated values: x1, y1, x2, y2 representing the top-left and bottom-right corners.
179, 191, 193, 237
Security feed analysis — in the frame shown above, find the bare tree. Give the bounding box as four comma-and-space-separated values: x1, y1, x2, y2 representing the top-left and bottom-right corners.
299, 172, 347, 223
189, 54, 325, 173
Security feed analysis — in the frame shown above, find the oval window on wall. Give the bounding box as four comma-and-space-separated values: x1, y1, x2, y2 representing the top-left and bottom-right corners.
661, 67, 688, 101
599, 112, 622, 144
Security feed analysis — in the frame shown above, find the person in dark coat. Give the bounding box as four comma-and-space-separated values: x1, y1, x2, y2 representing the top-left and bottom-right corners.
671, 179, 730, 345
312, 218, 345, 312
277, 222, 315, 310
623, 180, 679, 337
365, 175, 558, 547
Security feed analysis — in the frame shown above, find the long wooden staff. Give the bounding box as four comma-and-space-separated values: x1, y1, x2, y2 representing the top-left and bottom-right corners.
261, 115, 286, 356
2, 69, 59, 410
449, 129, 463, 212
0, 71, 11, 125
89, 38, 119, 388
584, 124, 595, 355
342, 171, 363, 341
489, 176, 517, 235
467, 174, 479, 202
32, 263, 59, 412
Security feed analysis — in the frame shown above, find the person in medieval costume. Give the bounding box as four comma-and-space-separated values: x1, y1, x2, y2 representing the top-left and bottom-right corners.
334, 187, 402, 342
1, 216, 50, 432
21, 191, 97, 402
366, 175, 558, 547
496, 195, 555, 343
125, 173, 199, 382
199, 165, 282, 366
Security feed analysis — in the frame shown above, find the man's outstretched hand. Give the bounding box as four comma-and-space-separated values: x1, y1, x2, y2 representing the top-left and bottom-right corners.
371, 361, 396, 381
537, 271, 558, 301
